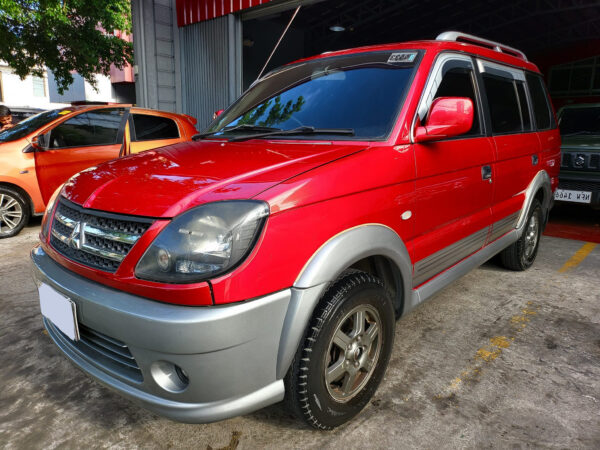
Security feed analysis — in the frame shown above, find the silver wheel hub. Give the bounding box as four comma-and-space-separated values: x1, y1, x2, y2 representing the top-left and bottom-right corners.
0, 193, 23, 235
324, 305, 382, 403
524, 213, 539, 260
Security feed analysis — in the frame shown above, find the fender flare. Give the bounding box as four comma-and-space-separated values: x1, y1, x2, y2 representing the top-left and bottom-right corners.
276, 224, 412, 378
516, 170, 552, 233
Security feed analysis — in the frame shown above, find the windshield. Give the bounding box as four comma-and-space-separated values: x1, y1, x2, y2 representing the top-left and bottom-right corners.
559, 106, 600, 136
0, 109, 65, 143
205, 50, 419, 141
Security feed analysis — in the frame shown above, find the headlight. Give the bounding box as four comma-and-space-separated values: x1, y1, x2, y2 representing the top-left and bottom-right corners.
135, 201, 269, 283
40, 184, 65, 239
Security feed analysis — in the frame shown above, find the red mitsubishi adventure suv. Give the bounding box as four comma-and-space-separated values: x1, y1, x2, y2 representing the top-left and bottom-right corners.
32, 32, 560, 429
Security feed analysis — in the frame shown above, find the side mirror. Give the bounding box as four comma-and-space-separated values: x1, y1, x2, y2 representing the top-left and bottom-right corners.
213, 109, 224, 120
30, 133, 49, 151
414, 97, 474, 143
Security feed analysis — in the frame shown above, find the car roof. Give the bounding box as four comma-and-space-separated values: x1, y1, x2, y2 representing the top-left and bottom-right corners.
291, 40, 540, 73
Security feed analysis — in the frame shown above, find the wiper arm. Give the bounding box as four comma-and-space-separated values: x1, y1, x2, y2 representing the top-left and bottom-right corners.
192, 124, 282, 141
228, 126, 355, 142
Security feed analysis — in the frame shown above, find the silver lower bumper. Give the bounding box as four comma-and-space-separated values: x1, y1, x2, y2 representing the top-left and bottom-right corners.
31, 246, 292, 423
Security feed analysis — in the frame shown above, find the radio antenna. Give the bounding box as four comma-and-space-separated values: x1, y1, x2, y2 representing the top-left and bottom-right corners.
256, 5, 301, 81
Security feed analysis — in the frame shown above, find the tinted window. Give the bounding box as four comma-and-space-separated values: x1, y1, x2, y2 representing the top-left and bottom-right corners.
559, 107, 600, 136
207, 51, 418, 140
49, 109, 123, 148
516, 82, 531, 131
432, 65, 480, 135
526, 74, 553, 130
132, 114, 179, 141
0, 109, 63, 142
483, 74, 521, 134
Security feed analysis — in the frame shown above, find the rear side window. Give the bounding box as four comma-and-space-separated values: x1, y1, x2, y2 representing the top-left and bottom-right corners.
526, 74, 554, 130
482, 74, 522, 134
132, 114, 179, 141
49, 109, 124, 148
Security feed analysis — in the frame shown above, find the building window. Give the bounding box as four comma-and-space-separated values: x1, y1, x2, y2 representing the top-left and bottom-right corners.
549, 56, 600, 97
32, 76, 46, 97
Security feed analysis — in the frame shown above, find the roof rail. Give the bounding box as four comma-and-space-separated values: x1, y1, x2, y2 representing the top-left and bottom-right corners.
436, 31, 527, 61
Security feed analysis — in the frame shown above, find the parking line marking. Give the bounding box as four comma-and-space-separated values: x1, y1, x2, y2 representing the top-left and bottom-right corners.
436, 302, 539, 397
558, 242, 597, 273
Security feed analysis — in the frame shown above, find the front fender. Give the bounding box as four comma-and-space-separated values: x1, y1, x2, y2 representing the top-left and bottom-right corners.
276, 224, 412, 378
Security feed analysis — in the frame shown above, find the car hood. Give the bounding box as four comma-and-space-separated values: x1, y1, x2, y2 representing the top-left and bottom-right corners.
561, 135, 600, 151
62, 140, 365, 217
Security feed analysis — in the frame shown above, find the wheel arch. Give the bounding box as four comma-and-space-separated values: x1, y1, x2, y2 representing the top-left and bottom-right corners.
276, 224, 412, 379
516, 170, 552, 233
0, 181, 35, 216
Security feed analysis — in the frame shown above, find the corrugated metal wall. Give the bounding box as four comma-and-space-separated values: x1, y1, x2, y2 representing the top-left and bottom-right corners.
180, 15, 242, 130
132, 0, 179, 112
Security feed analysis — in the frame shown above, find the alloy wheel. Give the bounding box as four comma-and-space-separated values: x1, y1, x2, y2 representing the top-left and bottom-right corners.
0, 193, 23, 236
523, 213, 539, 260
324, 304, 382, 402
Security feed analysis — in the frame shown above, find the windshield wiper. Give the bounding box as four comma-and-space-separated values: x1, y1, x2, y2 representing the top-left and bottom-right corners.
192, 124, 282, 140
227, 126, 355, 142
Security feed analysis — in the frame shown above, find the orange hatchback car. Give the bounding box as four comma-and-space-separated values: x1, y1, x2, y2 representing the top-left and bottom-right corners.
0, 105, 198, 238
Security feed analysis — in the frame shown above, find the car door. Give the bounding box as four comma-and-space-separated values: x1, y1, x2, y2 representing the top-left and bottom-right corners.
477, 61, 541, 242
412, 54, 495, 286
128, 112, 182, 154
34, 108, 127, 203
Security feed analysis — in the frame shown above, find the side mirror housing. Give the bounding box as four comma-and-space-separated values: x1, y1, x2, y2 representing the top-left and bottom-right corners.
213, 109, 224, 120
414, 97, 474, 143
26, 133, 49, 152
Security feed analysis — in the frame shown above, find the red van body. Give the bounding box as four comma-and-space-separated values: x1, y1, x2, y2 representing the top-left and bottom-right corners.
32, 34, 560, 428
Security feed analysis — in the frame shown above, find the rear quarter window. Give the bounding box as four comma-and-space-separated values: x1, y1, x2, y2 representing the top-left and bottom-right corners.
132, 114, 180, 141
526, 74, 555, 130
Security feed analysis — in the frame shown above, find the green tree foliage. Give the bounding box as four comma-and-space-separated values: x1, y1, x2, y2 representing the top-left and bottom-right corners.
238, 95, 306, 127
0, 0, 133, 93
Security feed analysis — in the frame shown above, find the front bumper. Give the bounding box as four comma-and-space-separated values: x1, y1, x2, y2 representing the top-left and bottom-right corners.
31, 246, 292, 423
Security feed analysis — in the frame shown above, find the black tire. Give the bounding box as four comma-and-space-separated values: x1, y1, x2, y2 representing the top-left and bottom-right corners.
0, 186, 30, 239
500, 199, 543, 271
284, 270, 395, 429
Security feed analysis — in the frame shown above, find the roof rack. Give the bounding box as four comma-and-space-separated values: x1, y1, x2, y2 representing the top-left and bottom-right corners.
436, 31, 527, 61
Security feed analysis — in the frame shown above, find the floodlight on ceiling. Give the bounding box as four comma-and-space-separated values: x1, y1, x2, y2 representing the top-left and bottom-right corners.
329, 25, 345, 32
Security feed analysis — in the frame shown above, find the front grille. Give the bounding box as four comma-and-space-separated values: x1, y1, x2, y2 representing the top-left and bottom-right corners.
561, 151, 600, 171
50, 199, 153, 273
47, 320, 143, 383
558, 180, 599, 192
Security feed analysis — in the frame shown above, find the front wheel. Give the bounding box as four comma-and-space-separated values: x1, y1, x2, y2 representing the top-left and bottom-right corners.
285, 270, 395, 429
500, 199, 543, 271
0, 187, 30, 239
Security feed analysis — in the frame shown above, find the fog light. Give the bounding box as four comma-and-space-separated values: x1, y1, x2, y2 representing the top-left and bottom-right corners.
150, 361, 189, 393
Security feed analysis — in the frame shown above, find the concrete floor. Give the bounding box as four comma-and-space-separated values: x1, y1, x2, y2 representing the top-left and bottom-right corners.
1, 219, 599, 449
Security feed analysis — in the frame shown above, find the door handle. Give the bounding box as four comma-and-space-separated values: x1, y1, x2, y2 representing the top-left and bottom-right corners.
481, 165, 492, 182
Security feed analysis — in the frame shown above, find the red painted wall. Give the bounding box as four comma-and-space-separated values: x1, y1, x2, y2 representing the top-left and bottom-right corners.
176, 0, 273, 27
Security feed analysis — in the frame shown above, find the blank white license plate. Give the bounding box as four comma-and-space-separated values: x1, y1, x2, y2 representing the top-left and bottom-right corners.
554, 189, 592, 204
39, 283, 79, 341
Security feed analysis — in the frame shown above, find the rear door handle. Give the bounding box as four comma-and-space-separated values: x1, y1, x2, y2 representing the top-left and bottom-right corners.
481, 165, 492, 182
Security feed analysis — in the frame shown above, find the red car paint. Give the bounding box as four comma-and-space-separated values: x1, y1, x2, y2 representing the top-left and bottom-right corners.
40, 39, 561, 306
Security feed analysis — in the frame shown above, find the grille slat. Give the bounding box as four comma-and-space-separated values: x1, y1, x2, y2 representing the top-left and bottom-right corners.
561, 151, 600, 171
50, 199, 153, 273
558, 180, 599, 191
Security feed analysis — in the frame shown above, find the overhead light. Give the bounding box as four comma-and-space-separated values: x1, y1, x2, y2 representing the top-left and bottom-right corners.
329, 25, 345, 32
